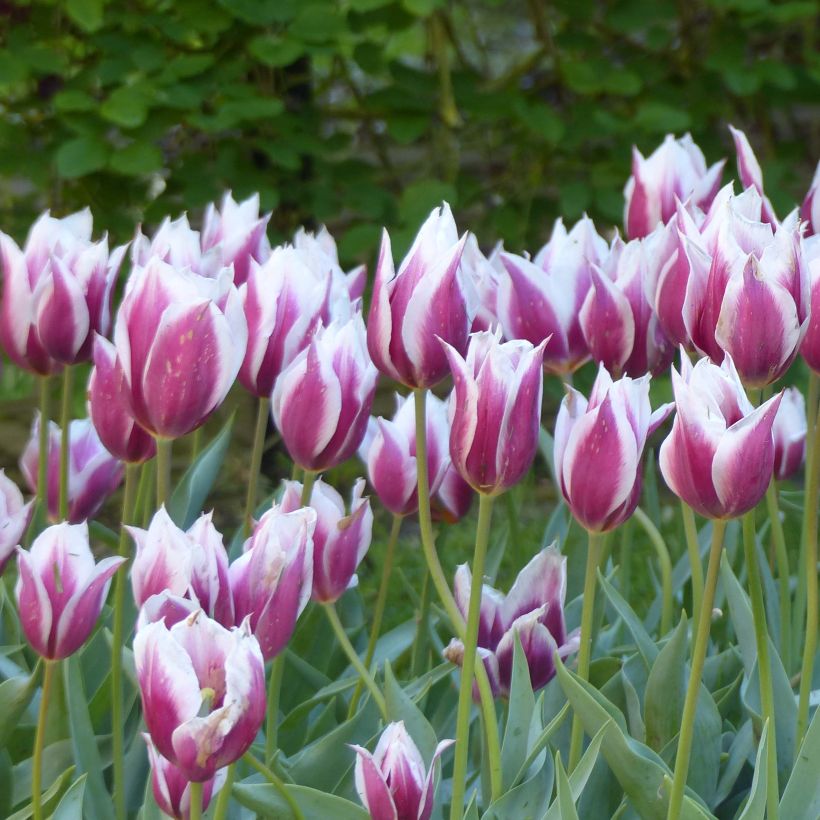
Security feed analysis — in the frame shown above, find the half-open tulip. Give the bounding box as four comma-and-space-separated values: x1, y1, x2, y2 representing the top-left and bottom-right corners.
0, 471, 33, 576
772, 386, 806, 481
659, 354, 782, 519
15, 522, 125, 659
134, 611, 266, 781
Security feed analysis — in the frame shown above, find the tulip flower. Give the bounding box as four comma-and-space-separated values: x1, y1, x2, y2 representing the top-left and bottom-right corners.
281, 478, 373, 602
229, 505, 315, 659
0, 471, 34, 576
772, 386, 806, 481
367, 203, 473, 388
129, 507, 234, 627
729, 125, 778, 225
20, 415, 123, 523
461, 235, 503, 333
293, 225, 367, 306
87, 335, 156, 463
0, 209, 126, 373
15, 522, 125, 659
801, 161, 820, 237
137, 590, 200, 632
272, 314, 377, 472
134, 611, 266, 781
444, 546, 580, 697
113, 258, 247, 439
442, 330, 546, 495
496, 216, 607, 374
358, 392, 450, 517
623, 133, 725, 238
351, 722, 453, 820
555, 365, 672, 532
659, 354, 782, 519
580, 231, 674, 377
433, 466, 473, 523
144, 736, 226, 820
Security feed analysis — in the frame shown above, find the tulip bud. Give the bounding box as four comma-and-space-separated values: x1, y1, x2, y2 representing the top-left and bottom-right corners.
88, 335, 156, 463
134, 612, 266, 781
801, 162, 820, 237
281, 478, 373, 603
144, 736, 226, 820
272, 314, 377, 472
497, 216, 607, 374
129, 507, 234, 627
351, 722, 453, 820
555, 365, 672, 532
0, 471, 34, 576
729, 125, 778, 225
367, 203, 473, 388
659, 354, 782, 519
623, 133, 725, 239
113, 259, 248, 439
15, 522, 125, 659
229, 505, 315, 660
442, 330, 546, 495
20, 415, 123, 523
444, 546, 580, 698
358, 392, 450, 517
772, 387, 806, 481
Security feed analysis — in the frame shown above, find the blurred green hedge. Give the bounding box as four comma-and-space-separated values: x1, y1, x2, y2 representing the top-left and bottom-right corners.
1, 0, 818, 260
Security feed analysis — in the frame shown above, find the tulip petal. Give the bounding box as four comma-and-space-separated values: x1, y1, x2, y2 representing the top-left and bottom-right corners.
352, 745, 399, 820
501, 547, 566, 632
34, 257, 90, 363
417, 739, 455, 820
15, 548, 53, 658
580, 266, 635, 373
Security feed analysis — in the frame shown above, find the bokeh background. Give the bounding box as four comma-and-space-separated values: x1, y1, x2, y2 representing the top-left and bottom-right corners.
2, 0, 819, 261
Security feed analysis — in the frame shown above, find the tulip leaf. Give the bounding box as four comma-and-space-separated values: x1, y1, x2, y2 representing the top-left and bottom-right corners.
512, 702, 569, 788
0, 667, 40, 748
644, 612, 687, 755
166, 414, 235, 528
543, 725, 605, 820
0, 750, 12, 818
8, 764, 75, 820
554, 750, 580, 820
232, 782, 369, 819
383, 661, 438, 764
63, 655, 113, 820
482, 761, 553, 820
463, 791, 480, 820
501, 632, 536, 788
597, 571, 658, 668
737, 722, 769, 820
52, 773, 87, 819
779, 702, 820, 818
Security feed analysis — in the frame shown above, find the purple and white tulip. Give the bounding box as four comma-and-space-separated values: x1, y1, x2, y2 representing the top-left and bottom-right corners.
729, 125, 778, 225
15, 522, 125, 659
801, 162, 820, 237
433, 465, 473, 523
555, 365, 672, 532
134, 611, 266, 782
798, 238, 820, 373
351, 722, 453, 820
367, 203, 472, 388
0, 471, 33, 576
772, 386, 806, 481
272, 314, 377, 472
443, 330, 546, 495
659, 354, 782, 519
230, 505, 315, 660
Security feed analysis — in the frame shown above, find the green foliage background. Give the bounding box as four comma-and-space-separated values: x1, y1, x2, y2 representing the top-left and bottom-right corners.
1, 0, 819, 259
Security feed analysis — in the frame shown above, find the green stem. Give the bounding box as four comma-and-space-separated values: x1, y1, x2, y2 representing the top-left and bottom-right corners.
190, 427, 203, 462
32, 660, 56, 820
58, 365, 74, 521
633, 507, 673, 637
797, 375, 820, 748
111, 463, 140, 820
155, 437, 173, 508
765, 479, 791, 671
189, 780, 203, 820
410, 569, 431, 678
450, 494, 494, 820
413, 389, 503, 801
300, 470, 317, 507
244, 397, 270, 537
681, 502, 703, 641
619, 519, 632, 605
741, 511, 779, 819
243, 752, 304, 820
265, 653, 286, 762
323, 602, 387, 721
37, 375, 52, 515
666, 519, 727, 820
211, 763, 234, 820
349, 514, 402, 717
568, 530, 603, 771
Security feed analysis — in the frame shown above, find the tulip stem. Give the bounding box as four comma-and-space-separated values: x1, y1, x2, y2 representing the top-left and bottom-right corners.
37, 375, 52, 517
568, 530, 603, 772
681, 502, 703, 643
111, 463, 140, 820
32, 660, 56, 820
413, 389, 503, 802
243, 751, 304, 820
300, 470, 317, 507
633, 507, 673, 637
265, 653, 286, 762
188, 780, 203, 820
155, 437, 172, 508
58, 365, 74, 521
741, 510, 780, 819
323, 602, 388, 721
349, 513, 402, 717
211, 763, 234, 820
764, 479, 791, 671
666, 519, 727, 820
450, 493, 495, 820
244, 396, 270, 537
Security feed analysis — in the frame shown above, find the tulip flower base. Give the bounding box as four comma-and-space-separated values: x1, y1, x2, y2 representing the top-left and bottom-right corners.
1, 131, 820, 820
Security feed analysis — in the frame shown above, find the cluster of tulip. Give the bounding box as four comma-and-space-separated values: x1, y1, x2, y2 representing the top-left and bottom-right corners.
0, 124, 818, 820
